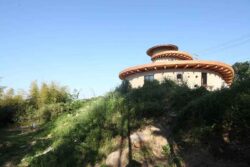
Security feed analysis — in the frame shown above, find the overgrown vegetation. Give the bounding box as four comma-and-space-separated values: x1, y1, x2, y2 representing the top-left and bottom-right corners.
0, 81, 80, 127
0, 61, 249, 166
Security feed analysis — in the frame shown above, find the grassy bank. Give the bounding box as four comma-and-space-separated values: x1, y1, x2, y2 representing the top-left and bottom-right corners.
0, 77, 249, 166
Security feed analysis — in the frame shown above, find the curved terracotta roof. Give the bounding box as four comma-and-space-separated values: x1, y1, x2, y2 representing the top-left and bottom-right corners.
146, 44, 178, 56
119, 60, 234, 85
151, 51, 193, 61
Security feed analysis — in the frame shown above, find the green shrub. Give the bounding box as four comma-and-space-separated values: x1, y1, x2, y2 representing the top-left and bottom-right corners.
29, 92, 126, 166
2, 61, 250, 166
173, 78, 250, 157
37, 103, 68, 123
162, 144, 171, 157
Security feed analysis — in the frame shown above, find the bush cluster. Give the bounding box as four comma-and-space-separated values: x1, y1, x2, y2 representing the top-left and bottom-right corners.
1, 61, 250, 166
0, 82, 79, 127
29, 61, 250, 166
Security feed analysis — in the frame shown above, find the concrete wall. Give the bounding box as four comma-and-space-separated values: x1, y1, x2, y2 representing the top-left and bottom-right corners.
125, 69, 226, 91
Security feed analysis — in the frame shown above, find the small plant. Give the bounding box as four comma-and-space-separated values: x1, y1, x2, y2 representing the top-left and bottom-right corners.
162, 144, 171, 157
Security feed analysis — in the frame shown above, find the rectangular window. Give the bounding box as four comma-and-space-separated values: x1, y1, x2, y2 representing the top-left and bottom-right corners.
177, 73, 183, 82
201, 72, 207, 86
144, 74, 154, 81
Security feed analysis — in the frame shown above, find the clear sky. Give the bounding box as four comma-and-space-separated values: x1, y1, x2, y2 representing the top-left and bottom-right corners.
0, 0, 250, 98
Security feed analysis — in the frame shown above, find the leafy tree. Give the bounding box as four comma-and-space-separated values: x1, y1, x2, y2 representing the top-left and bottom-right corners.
233, 61, 250, 82
28, 81, 40, 108
39, 82, 50, 106
39, 82, 70, 106
0, 88, 26, 126
0, 81, 73, 127
3, 88, 14, 99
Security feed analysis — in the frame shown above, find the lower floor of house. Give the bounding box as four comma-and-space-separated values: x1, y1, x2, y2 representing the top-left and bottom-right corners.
125, 69, 227, 91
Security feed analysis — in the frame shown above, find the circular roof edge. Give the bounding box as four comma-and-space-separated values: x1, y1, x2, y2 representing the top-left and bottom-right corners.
119, 60, 234, 85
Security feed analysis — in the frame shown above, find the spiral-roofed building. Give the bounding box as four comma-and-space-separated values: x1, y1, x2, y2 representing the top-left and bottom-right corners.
119, 44, 234, 90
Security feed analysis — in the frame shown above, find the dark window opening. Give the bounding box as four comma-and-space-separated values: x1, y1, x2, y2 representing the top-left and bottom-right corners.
201, 72, 207, 86
144, 74, 154, 82
177, 74, 183, 82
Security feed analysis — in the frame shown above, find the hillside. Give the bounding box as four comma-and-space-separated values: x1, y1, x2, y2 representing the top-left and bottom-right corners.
0, 62, 250, 167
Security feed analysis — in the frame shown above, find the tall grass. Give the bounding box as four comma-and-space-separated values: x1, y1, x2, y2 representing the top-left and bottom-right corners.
26, 92, 127, 166
2, 77, 250, 166
26, 79, 211, 166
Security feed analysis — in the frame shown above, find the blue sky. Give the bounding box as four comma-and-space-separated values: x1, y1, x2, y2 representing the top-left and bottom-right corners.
0, 0, 250, 98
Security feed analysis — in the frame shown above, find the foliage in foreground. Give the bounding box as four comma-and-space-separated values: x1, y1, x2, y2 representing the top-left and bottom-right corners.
23, 93, 126, 166
173, 78, 250, 162
13, 77, 250, 166
0, 61, 250, 166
